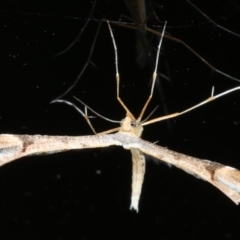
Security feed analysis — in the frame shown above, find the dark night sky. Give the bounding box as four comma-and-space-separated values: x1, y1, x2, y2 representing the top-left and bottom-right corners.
1, 1, 240, 239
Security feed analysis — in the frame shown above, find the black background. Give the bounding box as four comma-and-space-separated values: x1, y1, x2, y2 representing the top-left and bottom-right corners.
1, 1, 240, 239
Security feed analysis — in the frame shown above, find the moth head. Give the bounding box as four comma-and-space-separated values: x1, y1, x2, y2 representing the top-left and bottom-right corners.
120, 114, 143, 137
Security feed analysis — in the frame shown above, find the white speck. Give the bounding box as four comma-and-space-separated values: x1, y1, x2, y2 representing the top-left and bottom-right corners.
96, 170, 102, 175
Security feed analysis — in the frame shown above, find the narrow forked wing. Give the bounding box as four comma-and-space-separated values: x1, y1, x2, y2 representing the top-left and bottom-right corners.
1, 133, 240, 208
119, 133, 240, 205
0, 134, 122, 166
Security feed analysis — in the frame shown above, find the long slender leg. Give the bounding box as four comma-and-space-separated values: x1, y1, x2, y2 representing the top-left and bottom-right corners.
137, 21, 167, 123
107, 21, 135, 120
142, 86, 240, 126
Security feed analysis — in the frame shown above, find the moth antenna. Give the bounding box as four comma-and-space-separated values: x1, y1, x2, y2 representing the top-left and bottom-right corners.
51, 99, 97, 134
73, 96, 121, 124
140, 105, 159, 124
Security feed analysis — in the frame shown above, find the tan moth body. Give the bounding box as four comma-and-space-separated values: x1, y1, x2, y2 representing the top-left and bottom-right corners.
46, 21, 240, 210
1, 20, 240, 212
129, 148, 145, 212
119, 115, 146, 212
